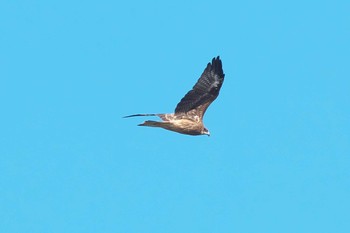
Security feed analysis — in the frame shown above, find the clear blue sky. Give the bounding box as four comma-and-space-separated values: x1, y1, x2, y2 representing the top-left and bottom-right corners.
1, 1, 349, 232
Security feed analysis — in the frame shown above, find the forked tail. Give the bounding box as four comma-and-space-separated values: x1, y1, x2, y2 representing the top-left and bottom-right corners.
138, 120, 165, 127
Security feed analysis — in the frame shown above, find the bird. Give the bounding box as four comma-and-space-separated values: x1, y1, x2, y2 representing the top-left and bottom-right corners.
124, 56, 225, 136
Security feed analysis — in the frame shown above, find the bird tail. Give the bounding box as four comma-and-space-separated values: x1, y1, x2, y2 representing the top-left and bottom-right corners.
138, 120, 166, 128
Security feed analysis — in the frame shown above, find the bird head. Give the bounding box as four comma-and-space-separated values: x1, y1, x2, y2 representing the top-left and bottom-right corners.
202, 127, 210, 136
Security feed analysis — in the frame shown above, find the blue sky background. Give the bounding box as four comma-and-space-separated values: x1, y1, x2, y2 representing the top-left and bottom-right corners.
1, 1, 349, 232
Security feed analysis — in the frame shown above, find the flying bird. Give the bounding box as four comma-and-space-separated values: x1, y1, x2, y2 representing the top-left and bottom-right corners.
124, 56, 225, 136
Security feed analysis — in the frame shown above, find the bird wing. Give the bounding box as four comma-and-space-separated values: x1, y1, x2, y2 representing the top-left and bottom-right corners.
174, 56, 225, 119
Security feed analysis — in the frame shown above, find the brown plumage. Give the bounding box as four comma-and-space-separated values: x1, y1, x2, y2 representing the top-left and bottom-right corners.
124, 56, 225, 136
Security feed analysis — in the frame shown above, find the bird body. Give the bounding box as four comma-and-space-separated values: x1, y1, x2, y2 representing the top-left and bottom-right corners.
124, 56, 225, 136
138, 116, 206, 136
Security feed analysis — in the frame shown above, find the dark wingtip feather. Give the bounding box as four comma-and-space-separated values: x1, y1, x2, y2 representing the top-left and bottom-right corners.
211, 56, 224, 78
123, 114, 144, 118
205, 56, 221, 72
211, 56, 221, 63
123, 113, 157, 118
123, 114, 136, 118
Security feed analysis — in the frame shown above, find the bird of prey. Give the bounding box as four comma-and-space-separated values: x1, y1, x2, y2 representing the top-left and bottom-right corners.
124, 56, 225, 136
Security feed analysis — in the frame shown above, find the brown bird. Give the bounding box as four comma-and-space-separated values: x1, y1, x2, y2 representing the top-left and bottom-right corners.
124, 56, 225, 136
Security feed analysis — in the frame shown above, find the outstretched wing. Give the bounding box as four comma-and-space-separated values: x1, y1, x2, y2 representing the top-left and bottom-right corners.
174, 56, 225, 119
